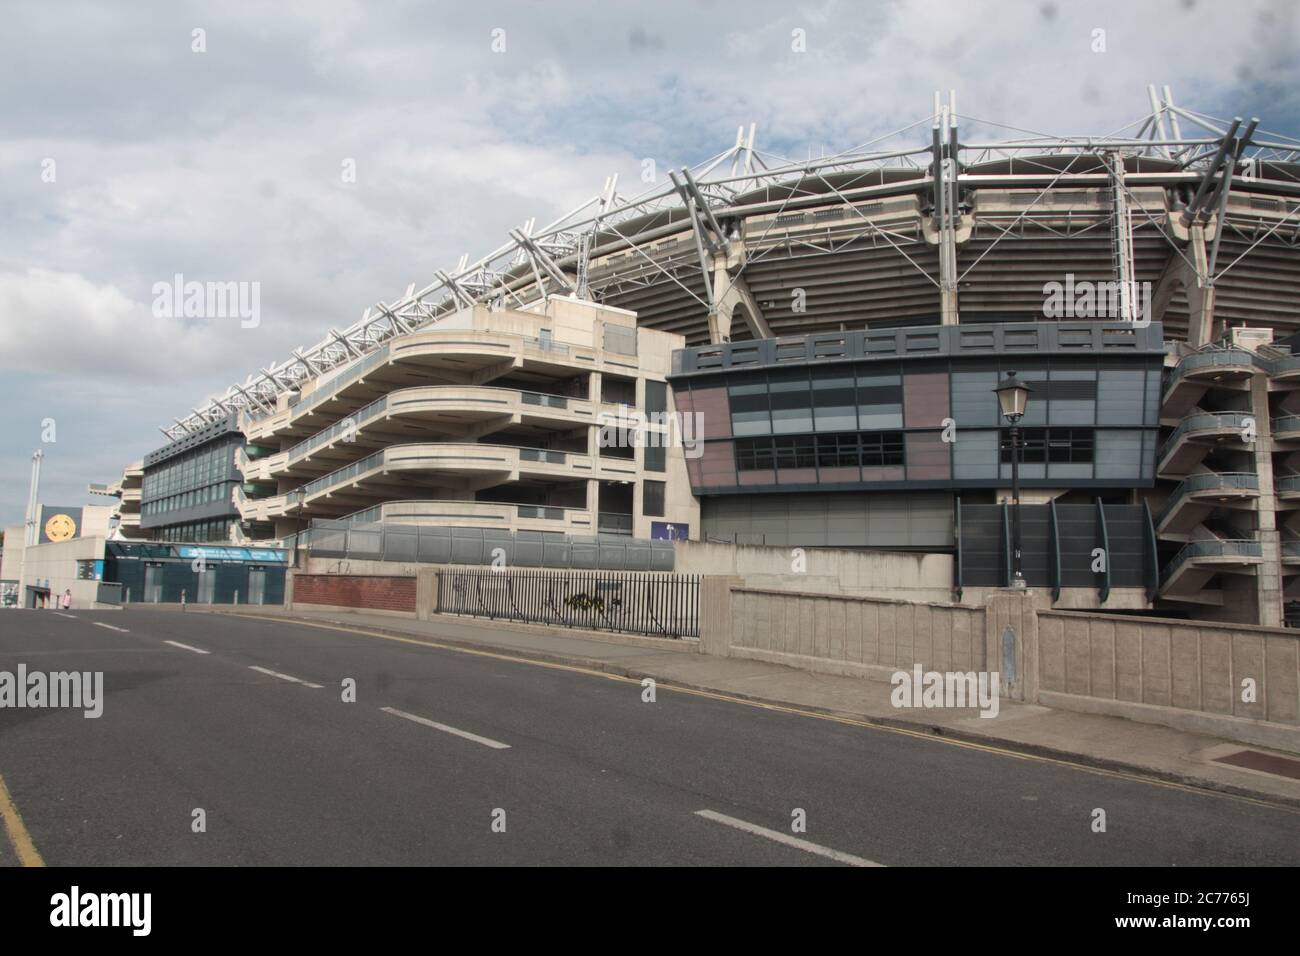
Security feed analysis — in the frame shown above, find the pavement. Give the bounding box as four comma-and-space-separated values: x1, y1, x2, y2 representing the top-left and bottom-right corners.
0, 605, 1297, 866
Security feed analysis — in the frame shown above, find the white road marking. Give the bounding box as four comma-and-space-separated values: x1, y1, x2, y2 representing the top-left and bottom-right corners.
164, 640, 210, 655
694, 810, 884, 867
248, 665, 323, 689
53, 613, 77, 619
380, 706, 511, 750
93, 622, 129, 633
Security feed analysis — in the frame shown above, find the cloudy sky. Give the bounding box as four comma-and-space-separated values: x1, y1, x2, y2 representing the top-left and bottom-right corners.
1, 0, 1297, 527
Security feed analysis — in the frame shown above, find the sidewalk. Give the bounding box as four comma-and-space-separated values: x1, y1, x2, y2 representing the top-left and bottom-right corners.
197, 604, 1300, 808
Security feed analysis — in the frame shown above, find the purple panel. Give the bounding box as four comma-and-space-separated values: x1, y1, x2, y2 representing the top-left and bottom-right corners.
689, 386, 732, 439
778, 468, 817, 485
817, 466, 861, 483
694, 440, 736, 488
861, 466, 907, 482
905, 432, 950, 480
904, 372, 950, 428
739, 469, 775, 486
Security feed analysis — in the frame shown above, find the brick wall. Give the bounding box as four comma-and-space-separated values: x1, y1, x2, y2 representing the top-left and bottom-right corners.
292, 574, 416, 613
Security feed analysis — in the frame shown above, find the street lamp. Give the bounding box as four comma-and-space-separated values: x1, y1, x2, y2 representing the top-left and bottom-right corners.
994, 372, 1033, 589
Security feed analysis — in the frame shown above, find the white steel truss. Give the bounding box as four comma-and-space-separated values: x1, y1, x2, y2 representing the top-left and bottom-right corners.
161, 87, 1300, 441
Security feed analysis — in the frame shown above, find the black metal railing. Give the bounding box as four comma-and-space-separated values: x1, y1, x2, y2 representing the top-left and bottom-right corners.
435, 568, 700, 638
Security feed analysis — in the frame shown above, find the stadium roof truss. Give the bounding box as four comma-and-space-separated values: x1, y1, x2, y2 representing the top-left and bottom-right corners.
161, 86, 1300, 442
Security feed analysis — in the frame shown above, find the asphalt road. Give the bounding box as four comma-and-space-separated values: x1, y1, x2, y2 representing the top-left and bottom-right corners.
0, 607, 1296, 866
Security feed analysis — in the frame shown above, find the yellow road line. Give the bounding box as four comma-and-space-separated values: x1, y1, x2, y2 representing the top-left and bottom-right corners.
0, 773, 45, 867
228, 611, 1299, 815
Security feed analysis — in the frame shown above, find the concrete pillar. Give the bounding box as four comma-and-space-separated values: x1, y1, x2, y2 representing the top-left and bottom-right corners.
1252, 375, 1284, 627
698, 576, 741, 657
982, 590, 1045, 703
1185, 224, 1218, 347
711, 255, 772, 342
415, 566, 438, 621
284, 569, 296, 609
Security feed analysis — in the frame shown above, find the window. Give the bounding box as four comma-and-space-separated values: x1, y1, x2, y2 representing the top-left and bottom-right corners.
816, 433, 860, 468
728, 372, 771, 436
773, 435, 817, 470
644, 443, 666, 472
736, 431, 904, 471
644, 380, 667, 417
812, 368, 857, 432
856, 371, 903, 429
768, 368, 813, 434
734, 438, 776, 472
642, 480, 665, 517
1000, 428, 1093, 464
860, 431, 905, 467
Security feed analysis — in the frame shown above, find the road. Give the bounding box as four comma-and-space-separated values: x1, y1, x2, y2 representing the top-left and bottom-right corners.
0, 607, 1296, 866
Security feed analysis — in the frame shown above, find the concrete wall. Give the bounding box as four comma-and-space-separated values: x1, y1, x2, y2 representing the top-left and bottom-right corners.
1037, 609, 1299, 747
726, 586, 986, 680
673, 539, 954, 603
704, 583, 1300, 752
17, 536, 108, 608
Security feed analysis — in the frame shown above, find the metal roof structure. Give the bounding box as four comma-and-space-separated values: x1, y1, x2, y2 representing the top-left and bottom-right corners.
160, 85, 1300, 443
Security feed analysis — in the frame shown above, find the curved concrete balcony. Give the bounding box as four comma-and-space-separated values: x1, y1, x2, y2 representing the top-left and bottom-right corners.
238, 442, 612, 520
1157, 412, 1255, 478
1154, 472, 1260, 539
120, 487, 142, 505
1271, 415, 1300, 445
1277, 474, 1300, 503
243, 328, 604, 442
262, 387, 602, 481
338, 499, 597, 534
233, 484, 302, 523
1267, 353, 1300, 386
1162, 349, 1257, 422
1160, 538, 1262, 600
235, 446, 285, 483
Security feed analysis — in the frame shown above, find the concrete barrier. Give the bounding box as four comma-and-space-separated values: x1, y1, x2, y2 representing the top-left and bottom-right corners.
705, 581, 1300, 752
724, 585, 987, 681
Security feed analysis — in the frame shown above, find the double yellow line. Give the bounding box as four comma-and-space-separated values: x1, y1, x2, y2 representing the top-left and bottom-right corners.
0, 772, 44, 867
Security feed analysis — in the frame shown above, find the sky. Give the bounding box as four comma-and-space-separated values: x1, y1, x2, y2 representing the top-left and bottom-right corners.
1, 0, 1297, 528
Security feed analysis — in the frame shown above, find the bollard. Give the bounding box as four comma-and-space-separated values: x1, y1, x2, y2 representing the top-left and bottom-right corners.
181, 589, 187, 610
234, 590, 240, 605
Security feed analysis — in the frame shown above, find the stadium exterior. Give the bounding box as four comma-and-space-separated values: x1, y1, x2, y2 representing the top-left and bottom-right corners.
113, 89, 1300, 626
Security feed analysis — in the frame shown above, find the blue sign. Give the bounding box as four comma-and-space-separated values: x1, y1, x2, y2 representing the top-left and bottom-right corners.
650, 521, 689, 541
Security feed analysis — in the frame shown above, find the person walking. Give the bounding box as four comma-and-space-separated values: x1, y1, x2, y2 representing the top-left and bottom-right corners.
60, 588, 72, 610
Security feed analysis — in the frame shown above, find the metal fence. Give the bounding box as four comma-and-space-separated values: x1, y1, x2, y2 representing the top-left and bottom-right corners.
436, 568, 700, 638
298, 520, 675, 571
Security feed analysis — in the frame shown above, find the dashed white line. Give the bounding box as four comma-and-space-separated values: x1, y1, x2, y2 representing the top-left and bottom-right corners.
53, 612, 77, 619
93, 622, 129, 633
164, 640, 210, 655
694, 810, 884, 867
380, 706, 511, 750
248, 665, 323, 689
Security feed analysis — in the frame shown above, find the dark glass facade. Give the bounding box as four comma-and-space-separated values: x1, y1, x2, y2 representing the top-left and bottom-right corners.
669, 321, 1166, 494
140, 416, 244, 539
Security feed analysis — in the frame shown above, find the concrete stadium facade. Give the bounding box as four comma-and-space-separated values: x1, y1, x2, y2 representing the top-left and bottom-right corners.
112, 90, 1300, 626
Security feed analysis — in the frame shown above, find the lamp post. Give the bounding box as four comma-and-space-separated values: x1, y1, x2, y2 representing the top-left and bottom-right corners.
994, 372, 1032, 589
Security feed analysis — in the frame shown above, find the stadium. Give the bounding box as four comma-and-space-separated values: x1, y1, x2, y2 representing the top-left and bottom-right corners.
113, 88, 1300, 626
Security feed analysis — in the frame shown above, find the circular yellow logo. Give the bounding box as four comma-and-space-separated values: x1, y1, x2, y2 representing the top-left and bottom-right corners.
44, 513, 77, 542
